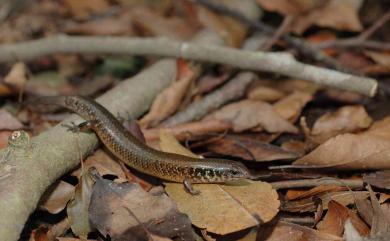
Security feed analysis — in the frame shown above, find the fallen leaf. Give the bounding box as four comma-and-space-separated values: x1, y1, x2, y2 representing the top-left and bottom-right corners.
56, 238, 96, 241
26, 71, 74, 96
196, 72, 230, 95
292, 0, 363, 34
40, 181, 75, 214
0, 109, 24, 130
165, 181, 279, 235
89, 173, 194, 241
71, 150, 127, 182
143, 119, 232, 142
206, 136, 298, 162
308, 105, 373, 144
337, 51, 373, 70
282, 191, 370, 213
29, 218, 71, 241
197, 7, 247, 47
281, 140, 313, 156
159, 129, 199, 158
348, 211, 370, 237
317, 200, 349, 236
131, 6, 197, 40
160, 130, 279, 235
363, 171, 390, 190
0, 131, 13, 149
368, 185, 390, 235
273, 91, 313, 122
344, 219, 363, 241
140, 60, 199, 127
256, 0, 321, 15
260, 221, 342, 241
364, 50, 390, 67
247, 86, 285, 102
4, 62, 27, 91
294, 116, 390, 169
204, 99, 298, 133
286, 185, 347, 201
63, 0, 110, 19
67, 170, 95, 238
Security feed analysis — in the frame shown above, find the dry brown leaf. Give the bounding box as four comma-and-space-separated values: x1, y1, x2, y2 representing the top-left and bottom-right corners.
40, 181, 75, 214
206, 136, 298, 162
256, 0, 322, 15
281, 140, 313, 156
261, 221, 342, 241
363, 171, 390, 190
89, 174, 194, 241
56, 238, 96, 241
348, 211, 370, 236
197, 7, 247, 47
143, 119, 232, 142
273, 91, 313, 122
67, 170, 95, 238
159, 129, 199, 158
292, 0, 363, 34
160, 131, 279, 235
283, 191, 370, 213
317, 200, 349, 237
308, 105, 373, 144
294, 116, 390, 169
337, 51, 373, 70
140, 60, 198, 127
0, 109, 24, 130
71, 150, 127, 182
4, 62, 27, 91
63, 0, 110, 19
204, 99, 298, 133
364, 50, 390, 67
286, 185, 347, 201
165, 181, 279, 235
380, 193, 390, 204
131, 6, 197, 40
0, 131, 13, 149
247, 86, 285, 102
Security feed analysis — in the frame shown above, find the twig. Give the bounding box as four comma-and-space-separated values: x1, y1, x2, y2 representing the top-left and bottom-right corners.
271, 178, 363, 190
262, 15, 295, 50
316, 10, 390, 51
191, 0, 355, 74
0, 36, 378, 96
161, 72, 255, 126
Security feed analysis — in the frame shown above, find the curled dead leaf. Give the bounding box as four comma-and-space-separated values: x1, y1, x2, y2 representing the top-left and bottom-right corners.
294, 117, 390, 169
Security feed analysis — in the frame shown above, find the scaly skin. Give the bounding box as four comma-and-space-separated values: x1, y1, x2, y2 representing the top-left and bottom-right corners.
33, 96, 250, 184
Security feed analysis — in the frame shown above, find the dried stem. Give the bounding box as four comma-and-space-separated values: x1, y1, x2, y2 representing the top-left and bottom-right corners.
0, 36, 378, 96
271, 178, 363, 189
162, 72, 256, 126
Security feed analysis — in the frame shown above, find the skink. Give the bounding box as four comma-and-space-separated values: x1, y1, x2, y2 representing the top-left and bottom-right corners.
32, 96, 250, 192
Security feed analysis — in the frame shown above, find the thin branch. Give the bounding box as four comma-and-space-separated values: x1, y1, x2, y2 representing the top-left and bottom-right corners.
359, 10, 390, 40
262, 15, 295, 50
161, 72, 255, 127
271, 178, 363, 190
0, 36, 378, 96
316, 10, 390, 51
191, 0, 355, 74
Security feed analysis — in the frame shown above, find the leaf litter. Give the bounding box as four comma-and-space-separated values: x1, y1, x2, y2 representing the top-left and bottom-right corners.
3, 0, 390, 240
